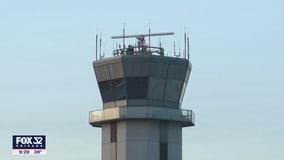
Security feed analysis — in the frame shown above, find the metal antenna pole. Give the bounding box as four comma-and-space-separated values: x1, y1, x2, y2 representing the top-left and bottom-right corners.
174, 41, 178, 57
184, 32, 186, 59
174, 41, 175, 54
96, 32, 98, 60
179, 42, 181, 58
99, 32, 102, 59
148, 22, 151, 48
123, 22, 125, 52
187, 36, 190, 60
102, 42, 105, 58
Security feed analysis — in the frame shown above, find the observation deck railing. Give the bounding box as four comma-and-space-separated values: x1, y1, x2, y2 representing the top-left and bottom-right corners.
89, 106, 195, 127
113, 46, 164, 56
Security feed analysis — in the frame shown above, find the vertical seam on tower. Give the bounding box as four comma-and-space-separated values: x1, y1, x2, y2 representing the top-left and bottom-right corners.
162, 62, 170, 107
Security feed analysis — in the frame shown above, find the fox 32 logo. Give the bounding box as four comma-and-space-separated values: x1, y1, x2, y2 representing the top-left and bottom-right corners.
12, 135, 46, 155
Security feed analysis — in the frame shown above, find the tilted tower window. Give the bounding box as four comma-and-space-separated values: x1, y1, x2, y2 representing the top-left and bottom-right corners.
112, 78, 126, 100
125, 77, 149, 99
98, 80, 114, 103
98, 78, 127, 103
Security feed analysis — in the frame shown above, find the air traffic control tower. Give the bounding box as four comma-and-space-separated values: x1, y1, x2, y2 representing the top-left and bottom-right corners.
89, 32, 195, 160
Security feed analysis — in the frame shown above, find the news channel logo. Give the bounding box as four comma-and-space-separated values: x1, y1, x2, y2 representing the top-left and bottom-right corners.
12, 135, 46, 155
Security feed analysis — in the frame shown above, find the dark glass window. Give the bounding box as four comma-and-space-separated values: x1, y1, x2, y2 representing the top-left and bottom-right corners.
148, 78, 165, 100
111, 122, 117, 142
125, 77, 148, 99
164, 79, 183, 103
98, 80, 114, 103
112, 78, 126, 100
98, 78, 127, 103
159, 122, 168, 160
160, 142, 168, 160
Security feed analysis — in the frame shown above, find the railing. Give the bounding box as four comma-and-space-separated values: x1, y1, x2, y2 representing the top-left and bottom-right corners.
89, 106, 195, 127
113, 46, 164, 57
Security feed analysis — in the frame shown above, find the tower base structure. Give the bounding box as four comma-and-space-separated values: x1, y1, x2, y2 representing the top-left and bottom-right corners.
102, 120, 181, 160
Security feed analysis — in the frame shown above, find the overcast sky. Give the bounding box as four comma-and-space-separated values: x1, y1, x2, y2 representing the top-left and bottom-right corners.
0, 0, 284, 160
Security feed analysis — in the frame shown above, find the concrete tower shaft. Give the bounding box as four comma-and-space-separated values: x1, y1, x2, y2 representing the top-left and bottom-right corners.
89, 55, 194, 160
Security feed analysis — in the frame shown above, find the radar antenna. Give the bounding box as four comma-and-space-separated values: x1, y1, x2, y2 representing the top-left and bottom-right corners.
111, 32, 174, 56
111, 32, 174, 39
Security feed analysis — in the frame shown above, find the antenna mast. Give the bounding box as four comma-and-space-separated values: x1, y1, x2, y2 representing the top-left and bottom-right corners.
99, 32, 102, 59
174, 41, 180, 58
187, 35, 190, 60
101, 42, 105, 59
95, 31, 98, 60
123, 22, 125, 52
179, 42, 181, 58
174, 41, 176, 56
148, 22, 151, 48
184, 31, 186, 59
